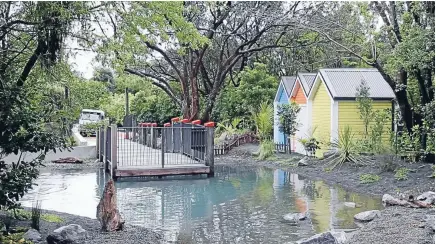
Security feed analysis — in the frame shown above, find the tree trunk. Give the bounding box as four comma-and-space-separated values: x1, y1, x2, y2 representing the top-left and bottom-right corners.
190, 76, 200, 121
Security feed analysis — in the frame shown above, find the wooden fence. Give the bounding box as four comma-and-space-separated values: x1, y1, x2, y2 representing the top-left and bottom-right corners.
214, 133, 258, 155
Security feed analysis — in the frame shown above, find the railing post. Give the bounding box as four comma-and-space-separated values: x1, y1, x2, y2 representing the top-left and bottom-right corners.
204, 122, 215, 176
151, 123, 158, 148
103, 126, 107, 171
161, 127, 165, 168
96, 127, 100, 159
111, 124, 117, 179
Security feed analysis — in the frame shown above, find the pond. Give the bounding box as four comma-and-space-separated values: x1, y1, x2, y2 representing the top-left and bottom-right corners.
21, 165, 383, 243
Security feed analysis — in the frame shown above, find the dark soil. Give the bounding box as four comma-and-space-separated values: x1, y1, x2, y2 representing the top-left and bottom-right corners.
216, 143, 435, 198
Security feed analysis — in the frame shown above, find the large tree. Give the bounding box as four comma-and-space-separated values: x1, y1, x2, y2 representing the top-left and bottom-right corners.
98, 2, 322, 121
300, 1, 434, 133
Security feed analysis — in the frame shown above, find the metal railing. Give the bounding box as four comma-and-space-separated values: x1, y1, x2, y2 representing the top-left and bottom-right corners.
97, 122, 215, 178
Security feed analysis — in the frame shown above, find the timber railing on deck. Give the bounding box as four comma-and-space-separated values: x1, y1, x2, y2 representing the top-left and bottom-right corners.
96, 121, 215, 179
214, 133, 258, 155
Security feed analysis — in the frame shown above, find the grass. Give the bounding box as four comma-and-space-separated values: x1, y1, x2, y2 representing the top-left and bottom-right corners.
394, 167, 410, 181
359, 174, 381, 184
8, 209, 64, 223
258, 140, 275, 160
31, 201, 42, 231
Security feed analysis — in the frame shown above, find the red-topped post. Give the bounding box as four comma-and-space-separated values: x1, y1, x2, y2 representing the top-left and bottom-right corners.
204, 121, 215, 176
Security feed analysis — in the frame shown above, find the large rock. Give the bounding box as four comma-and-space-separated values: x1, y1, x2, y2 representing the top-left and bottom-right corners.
23, 228, 41, 242
354, 210, 381, 222
46, 224, 87, 244
52, 157, 83, 164
97, 180, 124, 231
417, 191, 435, 205
298, 157, 309, 166
283, 212, 307, 222
297, 231, 346, 244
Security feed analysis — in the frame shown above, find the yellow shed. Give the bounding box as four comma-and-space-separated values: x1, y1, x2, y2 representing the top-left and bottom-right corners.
307, 68, 396, 157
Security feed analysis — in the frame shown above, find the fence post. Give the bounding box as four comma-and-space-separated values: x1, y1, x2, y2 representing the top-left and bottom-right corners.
151, 123, 158, 148
103, 127, 107, 171
111, 124, 117, 179
161, 128, 165, 168
96, 127, 100, 159
205, 122, 215, 176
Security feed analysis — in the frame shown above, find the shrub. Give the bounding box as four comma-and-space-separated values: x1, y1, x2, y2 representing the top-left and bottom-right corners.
380, 155, 397, 172
299, 137, 320, 157
258, 140, 275, 160
31, 201, 42, 231
394, 167, 410, 181
328, 126, 369, 169
251, 102, 273, 141
0, 233, 33, 244
359, 174, 380, 184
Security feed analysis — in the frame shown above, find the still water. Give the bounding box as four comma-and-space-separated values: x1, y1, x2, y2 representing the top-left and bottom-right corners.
21, 165, 383, 243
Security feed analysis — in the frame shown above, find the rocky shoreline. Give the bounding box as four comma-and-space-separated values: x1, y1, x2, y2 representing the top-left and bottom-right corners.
1, 208, 163, 244
215, 143, 435, 244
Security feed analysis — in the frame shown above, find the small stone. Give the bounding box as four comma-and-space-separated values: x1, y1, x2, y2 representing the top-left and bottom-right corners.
418, 223, 426, 228
344, 202, 356, 208
354, 210, 381, 222
297, 231, 338, 244
283, 212, 307, 222
417, 191, 435, 205
23, 228, 41, 242
298, 157, 309, 166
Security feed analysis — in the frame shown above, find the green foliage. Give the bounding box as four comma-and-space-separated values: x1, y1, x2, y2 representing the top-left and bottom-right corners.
359, 174, 380, 184
31, 201, 42, 231
277, 101, 301, 141
216, 118, 245, 136
7, 209, 64, 223
394, 167, 410, 181
328, 126, 369, 169
0, 232, 33, 244
299, 137, 321, 157
131, 89, 179, 125
251, 102, 274, 141
214, 63, 278, 122
79, 120, 109, 136
258, 140, 275, 160
356, 80, 373, 137
397, 125, 422, 162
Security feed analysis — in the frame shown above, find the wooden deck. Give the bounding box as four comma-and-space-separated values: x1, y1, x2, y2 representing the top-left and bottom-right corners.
114, 138, 209, 178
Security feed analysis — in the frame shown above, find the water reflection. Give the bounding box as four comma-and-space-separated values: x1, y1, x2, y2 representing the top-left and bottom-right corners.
21, 166, 383, 243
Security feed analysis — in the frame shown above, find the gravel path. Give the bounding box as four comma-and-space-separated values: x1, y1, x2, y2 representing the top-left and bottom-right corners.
347, 207, 434, 244
2, 208, 163, 244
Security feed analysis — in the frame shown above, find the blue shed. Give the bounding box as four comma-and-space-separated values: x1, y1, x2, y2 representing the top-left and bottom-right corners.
274, 76, 296, 144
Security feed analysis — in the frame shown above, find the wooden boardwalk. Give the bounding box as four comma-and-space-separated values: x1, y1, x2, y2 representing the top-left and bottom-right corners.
114, 138, 210, 178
